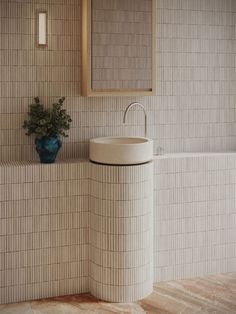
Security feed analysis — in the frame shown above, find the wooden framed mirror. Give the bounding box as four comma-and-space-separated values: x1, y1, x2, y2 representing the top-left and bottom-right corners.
81, 0, 156, 96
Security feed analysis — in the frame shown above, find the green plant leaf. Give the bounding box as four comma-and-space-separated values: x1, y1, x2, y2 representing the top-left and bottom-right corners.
22, 97, 72, 139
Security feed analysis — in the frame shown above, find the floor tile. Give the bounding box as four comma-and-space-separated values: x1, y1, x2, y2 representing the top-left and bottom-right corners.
0, 273, 235, 314
0, 303, 32, 314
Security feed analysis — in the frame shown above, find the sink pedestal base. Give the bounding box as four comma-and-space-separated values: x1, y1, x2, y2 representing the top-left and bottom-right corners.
89, 162, 153, 302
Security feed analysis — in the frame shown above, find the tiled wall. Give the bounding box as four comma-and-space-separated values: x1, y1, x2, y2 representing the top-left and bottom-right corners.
0, 160, 89, 304
0, 0, 236, 162
154, 153, 236, 281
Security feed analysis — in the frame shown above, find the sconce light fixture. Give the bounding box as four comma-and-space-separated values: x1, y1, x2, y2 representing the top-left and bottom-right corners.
36, 11, 47, 47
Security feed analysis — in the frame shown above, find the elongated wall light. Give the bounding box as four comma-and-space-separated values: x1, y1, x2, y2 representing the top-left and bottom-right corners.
36, 11, 47, 47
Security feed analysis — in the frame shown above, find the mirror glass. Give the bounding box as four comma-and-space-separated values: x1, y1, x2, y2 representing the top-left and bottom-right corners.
91, 0, 152, 91
81, 0, 156, 96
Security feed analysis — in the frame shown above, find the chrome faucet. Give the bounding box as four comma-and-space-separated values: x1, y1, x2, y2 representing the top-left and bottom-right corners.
123, 102, 147, 137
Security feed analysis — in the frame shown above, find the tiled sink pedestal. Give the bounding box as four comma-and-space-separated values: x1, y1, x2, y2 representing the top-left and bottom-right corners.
89, 162, 153, 302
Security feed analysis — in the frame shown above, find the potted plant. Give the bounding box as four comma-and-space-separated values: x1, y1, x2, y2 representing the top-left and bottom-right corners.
23, 97, 72, 163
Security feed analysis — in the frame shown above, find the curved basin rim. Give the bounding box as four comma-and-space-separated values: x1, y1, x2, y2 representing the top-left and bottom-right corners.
90, 136, 152, 146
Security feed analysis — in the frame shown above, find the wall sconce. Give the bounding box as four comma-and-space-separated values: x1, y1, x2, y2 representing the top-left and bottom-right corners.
36, 11, 47, 47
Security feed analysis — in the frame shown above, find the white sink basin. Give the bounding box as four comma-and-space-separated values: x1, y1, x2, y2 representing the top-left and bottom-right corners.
89, 137, 153, 165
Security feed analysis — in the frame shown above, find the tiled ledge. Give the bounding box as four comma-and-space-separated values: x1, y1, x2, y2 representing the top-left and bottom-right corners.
1, 150, 236, 167
0, 153, 236, 304
154, 151, 236, 159
0, 158, 88, 167
0, 159, 89, 186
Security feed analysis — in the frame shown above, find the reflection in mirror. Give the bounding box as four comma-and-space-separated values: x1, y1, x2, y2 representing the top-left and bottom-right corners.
81, 0, 156, 96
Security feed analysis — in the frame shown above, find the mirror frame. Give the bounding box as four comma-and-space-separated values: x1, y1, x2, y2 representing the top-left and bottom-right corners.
81, 0, 156, 96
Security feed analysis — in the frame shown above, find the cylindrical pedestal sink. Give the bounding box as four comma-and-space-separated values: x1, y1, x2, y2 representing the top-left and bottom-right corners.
89, 162, 153, 302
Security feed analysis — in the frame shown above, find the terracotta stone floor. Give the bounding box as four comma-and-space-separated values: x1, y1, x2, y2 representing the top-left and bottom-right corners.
0, 273, 236, 314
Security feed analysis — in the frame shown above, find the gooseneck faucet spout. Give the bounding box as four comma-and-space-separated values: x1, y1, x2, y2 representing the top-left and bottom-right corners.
123, 102, 147, 137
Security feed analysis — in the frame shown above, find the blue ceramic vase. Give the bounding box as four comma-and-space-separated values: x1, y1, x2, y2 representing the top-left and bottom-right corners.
35, 137, 62, 164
